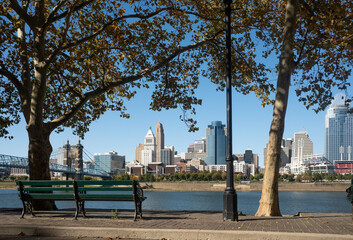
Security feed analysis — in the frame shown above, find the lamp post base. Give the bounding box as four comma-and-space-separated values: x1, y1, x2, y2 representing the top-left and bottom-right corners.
223, 189, 238, 221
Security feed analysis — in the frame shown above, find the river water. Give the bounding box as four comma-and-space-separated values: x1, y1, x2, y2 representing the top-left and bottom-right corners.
1, 189, 350, 215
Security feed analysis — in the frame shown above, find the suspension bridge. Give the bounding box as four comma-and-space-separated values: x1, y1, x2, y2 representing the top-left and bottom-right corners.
0, 154, 111, 179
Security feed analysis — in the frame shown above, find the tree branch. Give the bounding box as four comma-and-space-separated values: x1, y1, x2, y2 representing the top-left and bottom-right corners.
47, 8, 171, 63
0, 64, 26, 97
45, 0, 95, 25
294, 26, 310, 67
44, 0, 70, 27
48, 38, 212, 130
9, 0, 35, 30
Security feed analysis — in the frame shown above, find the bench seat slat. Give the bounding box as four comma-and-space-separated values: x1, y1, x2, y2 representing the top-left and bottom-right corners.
79, 194, 133, 201
17, 180, 74, 186
76, 180, 134, 186
24, 193, 74, 200
23, 187, 74, 192
77, 187, 133, 192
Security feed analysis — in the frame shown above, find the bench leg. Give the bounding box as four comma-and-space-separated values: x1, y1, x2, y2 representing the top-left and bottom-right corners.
28, 202, 35, 217
80, 201, 86, 218
21, 201, 35, 218
137, 201, 143, 219
20, 200, 26, 219
134, 201, 138, 221
74, 200, 79, 220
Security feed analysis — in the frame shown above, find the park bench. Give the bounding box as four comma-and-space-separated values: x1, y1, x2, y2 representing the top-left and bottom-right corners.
16, 180, 146, 221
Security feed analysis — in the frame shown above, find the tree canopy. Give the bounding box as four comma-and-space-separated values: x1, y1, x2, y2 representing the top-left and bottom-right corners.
256, 0, 353, 110
0, 0, 271, 140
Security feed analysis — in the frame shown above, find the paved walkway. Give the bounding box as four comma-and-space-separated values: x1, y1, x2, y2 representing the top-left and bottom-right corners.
1, 208, 353, 239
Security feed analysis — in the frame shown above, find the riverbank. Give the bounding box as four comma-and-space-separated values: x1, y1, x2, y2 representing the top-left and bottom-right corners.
142, 181, 351, 192
1, 181, 350, 192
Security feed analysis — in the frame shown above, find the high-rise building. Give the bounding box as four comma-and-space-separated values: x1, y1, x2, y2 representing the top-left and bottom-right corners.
188, 138, 206, 153
205, 121, 227, 165
290, 131, 313, 173
325, 93, 353, 162
141, 127, 156, 165
94, 151, 125, 174
135, 144, 144, 163
156, 122, 165, 162
164, 146, 175, 164
160, 149, 172, 165
293, 132, 313, 160
243, 148, 259, 169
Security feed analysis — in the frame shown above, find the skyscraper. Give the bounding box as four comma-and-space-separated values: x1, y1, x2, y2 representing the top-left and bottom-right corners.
292, 132, 313, 160
325, 93, 353, 162
156, 122, 165, 162
188, 138, 206, 153
205, 121, 227, 165
141, 127, 156, 165
94, 151, 125, 173
263, 138, 293, 167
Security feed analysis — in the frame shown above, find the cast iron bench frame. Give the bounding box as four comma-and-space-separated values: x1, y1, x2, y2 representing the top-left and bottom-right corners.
16, 180, 146, 221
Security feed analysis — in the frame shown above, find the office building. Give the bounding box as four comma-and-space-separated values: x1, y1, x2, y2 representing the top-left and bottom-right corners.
160, 149, 172, 165
135, 144, 144, 163
293, 132, 313, 160
243, 149, 259, 168
94, 151, 125, 174
156, 122, 165, 162
325, 93, 353, 162
164, 146, 175, 165
141, 127, 156, 165
205, 121, 227, 165
188, 138, 206, 153
290, 132, 313, 173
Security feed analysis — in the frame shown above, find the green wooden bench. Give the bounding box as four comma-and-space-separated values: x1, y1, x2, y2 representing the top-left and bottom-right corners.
16, 180, 146, 221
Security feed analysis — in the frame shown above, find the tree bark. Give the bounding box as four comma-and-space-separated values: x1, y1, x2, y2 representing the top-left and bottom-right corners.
27, 125, 56, 210
255, 0, 298, 217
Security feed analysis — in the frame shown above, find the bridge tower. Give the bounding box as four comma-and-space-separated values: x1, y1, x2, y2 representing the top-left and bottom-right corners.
64, 140, 71, 180
75, 140, 84, 180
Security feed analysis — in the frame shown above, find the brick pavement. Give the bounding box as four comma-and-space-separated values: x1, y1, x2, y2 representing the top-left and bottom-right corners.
1, 208, 353, 239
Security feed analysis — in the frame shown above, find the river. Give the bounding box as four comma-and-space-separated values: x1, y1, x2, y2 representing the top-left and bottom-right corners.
0, 189, 350, 215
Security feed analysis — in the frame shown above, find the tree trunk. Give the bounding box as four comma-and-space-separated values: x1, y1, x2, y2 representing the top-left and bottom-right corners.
27, 125, 56, 210
255, 0, 298, 217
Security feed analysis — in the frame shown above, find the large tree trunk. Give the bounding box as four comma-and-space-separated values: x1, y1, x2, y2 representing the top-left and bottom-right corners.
27, 125, 56, 210
27, 126, 52, 180
255, 0, 298, 217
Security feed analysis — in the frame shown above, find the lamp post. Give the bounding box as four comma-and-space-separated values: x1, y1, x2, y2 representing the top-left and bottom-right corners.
223, 0, 238, 221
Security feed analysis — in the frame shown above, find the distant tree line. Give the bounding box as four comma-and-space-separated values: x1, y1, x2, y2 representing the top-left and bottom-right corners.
111, 172, 265, 183
293, 172, 352, 182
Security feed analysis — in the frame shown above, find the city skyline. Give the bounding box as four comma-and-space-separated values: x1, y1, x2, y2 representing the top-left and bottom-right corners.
0, 78, 329, 168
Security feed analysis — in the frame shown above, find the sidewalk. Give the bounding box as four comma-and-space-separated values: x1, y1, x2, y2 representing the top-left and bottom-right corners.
1, 208, 353, 240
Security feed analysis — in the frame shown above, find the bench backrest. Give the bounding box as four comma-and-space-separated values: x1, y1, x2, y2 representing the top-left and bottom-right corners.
16, 180, 143, 201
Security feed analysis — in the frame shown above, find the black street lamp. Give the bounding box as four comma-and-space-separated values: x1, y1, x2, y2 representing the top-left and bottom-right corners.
223, 0, 238, 221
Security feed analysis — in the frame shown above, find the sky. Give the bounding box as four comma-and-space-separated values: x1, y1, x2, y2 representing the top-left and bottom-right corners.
0, 70, 330, 168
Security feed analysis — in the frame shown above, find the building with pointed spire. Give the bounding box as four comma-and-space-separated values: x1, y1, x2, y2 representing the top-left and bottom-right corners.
141, 127, 156, 165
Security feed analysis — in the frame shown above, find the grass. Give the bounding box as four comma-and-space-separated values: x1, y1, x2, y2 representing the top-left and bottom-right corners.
0, 181, 17, 189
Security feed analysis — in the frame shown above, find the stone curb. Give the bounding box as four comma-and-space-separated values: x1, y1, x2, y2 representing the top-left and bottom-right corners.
2, 225, 353, 240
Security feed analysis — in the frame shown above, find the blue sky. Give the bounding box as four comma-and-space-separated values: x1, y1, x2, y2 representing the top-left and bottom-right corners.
0, 71, 328, 167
